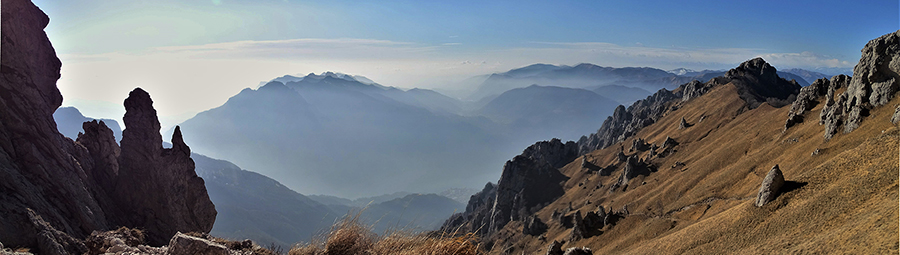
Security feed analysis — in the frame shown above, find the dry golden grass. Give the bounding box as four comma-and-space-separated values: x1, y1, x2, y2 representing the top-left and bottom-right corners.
485, 83, 900, 254
290, 214, 481, 255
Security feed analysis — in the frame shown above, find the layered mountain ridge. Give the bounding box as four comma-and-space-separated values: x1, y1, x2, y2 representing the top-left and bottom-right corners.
441, 30, 899, 254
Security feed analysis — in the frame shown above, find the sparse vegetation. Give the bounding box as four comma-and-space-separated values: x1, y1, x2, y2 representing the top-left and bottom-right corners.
289, 213, 481, 255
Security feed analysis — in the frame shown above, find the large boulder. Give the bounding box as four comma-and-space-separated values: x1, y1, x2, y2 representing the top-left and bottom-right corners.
755, 165, 786, 207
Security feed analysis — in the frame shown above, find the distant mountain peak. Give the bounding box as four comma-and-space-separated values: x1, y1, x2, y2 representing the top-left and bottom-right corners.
265, 72, 381, 88
668, 68, 695, 76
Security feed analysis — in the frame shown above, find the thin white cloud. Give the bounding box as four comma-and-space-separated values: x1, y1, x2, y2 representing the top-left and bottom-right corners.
56, 37, 856, 127
758, 51, 853, 68
152, 38, 435, 60
519, 41, 854, 70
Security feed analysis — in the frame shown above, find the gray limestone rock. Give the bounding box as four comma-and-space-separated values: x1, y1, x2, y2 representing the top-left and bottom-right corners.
563, 247, 594, 255
785, 78, 830, 130
819, 30, 899, 137
892, 105, 900, 124
755, 165, 786, 207
167, 233, 231, 255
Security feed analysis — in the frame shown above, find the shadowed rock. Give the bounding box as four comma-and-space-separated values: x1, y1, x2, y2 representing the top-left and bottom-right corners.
115, 88, 217, 245
523, 215, 547, 236
546, 240, 564, 255
755, 165, 786, 207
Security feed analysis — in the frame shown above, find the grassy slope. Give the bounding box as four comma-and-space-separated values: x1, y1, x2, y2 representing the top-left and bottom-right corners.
486, 83, 899, 254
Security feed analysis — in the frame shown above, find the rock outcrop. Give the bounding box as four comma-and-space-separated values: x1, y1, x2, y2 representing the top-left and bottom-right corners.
819, 30, 900, 137
578, 58, 800, 155
724, 58, 801, 109
82, 229, 266, 255
489, 155, 568, 233
563, 247, 594, 255
521, 138, 579, 168
755, 165, 785, 207
443, 139, 570, 238
785, 77, 832, 130
114, 89, 216, 245
1, 0, 112, 250
0, 0, 216, 251
523, 215, 548, 236
577, 89, 680, 154
818, 75, 853, 139
441, 183, 496, 237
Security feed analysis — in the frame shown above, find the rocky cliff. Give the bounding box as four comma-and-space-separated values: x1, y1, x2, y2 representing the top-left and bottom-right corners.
0, 0, 216, 252
789, 30, 900, 139
443, 139, 570, 241
577, 57, 801, 154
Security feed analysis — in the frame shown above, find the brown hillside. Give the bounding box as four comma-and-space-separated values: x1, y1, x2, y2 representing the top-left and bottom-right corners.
484, 81, 899, 254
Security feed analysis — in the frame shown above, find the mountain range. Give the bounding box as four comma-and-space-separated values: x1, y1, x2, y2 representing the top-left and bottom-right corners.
53, 106, 122, 142
442, 30, 900, 254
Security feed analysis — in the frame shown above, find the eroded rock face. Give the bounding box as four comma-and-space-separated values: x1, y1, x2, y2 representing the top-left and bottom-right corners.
578, 58, 801, 156
444, 138, 575, 238
521, 138, 578, 168
755, 165, 785, 207
577, 89, 680, 154
441, 182, 496, 237
0, 0, 113, 250
0, 0, 216, 250
523, 215, 547, 236
725, 58, 801, 109
489, 155, 568, 233
115, 89, 216, 246
785, 77, 831, 130
819, 30, 900, 138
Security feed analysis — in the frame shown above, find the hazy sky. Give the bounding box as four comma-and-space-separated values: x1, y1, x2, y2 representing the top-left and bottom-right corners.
32, 0, 899, 129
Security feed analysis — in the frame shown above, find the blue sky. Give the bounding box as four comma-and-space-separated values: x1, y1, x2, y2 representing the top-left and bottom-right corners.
31, 0, 900, 127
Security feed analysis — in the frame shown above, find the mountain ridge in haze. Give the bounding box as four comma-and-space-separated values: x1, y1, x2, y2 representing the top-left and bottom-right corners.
175, 73, 510, 198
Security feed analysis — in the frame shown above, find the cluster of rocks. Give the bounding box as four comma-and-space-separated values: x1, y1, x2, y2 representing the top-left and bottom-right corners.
0, 1, 216, 253
578, 57, 802, 155
785, 30, 899, 139
609, 155, 654, 191
523, 215, 548, 236
78, 228, 270, 255
784, 75, 851, 131
522, 138, 580, 168
577, 89, 681, 155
